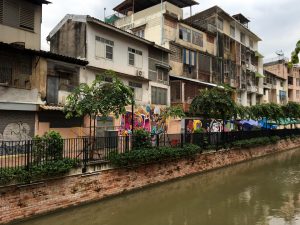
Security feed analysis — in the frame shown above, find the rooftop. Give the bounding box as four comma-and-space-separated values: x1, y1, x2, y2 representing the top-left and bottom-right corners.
47, 14, 171, 54
113, 0, 198, 14
26, 0, 51, 5
0, 42, 88, 66
184, 6, 262, 41
232, 13, 250, 24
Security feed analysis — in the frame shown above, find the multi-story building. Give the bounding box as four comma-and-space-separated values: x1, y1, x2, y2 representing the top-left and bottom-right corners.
263, 58, 291, 104
112, 1, 264, 108
262, 70, 287, 104
47, 15, 171, 135
287, 66, 300, 103
0, 0, 88, 140
183, 6, 264, 106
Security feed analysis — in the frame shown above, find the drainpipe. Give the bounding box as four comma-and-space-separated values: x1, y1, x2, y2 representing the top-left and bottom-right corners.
161, 0, 164, 46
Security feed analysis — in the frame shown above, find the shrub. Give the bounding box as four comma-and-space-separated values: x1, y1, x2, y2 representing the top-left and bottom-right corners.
231, 136, 280, 149
32, 131, 64, 163
132, 129, 152, 150
0, 159, 79, 185
109, 144, 200, 167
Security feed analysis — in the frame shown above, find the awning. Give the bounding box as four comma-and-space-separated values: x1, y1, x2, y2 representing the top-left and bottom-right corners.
170, 75, 220, 88
255, 51, 264, 58
255, 72, 265, 78
40, 105, 64, 111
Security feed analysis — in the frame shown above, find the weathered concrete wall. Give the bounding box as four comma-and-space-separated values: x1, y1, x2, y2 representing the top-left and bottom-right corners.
49, 20, 86, 59
1, 138, 300, 224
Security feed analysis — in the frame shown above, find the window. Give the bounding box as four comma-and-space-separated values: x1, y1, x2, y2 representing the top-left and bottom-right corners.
192, 31, 203, 47
129, 52, 135, 66
249, 39, 254, 49
95, 36, 114, 60
240, 32, 245, 44
230, 26, 235, 38
217, 18, 223, 30
129, 81, 143, 101
134, 29, 145, 38
106, 45, 113, 60
157, 68, 168, 83
0, 0, 35, 31
297, 90, 300, 99
179, 26, 191, 42
183, 49, 196, 66
128, 47, 143, 68
296, 78, 300, 86
0, 55, 32, 89
224, 36, 230, 50
151, 86, 168, 105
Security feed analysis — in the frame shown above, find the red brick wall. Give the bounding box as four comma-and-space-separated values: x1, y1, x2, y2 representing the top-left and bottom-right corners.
1, 138, 300, 224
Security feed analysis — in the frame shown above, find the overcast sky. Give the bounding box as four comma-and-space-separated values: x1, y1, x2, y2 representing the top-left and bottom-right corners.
41, 0, 300, 59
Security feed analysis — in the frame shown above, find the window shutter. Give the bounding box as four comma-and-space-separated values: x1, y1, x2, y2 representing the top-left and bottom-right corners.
95, 40, 105, 58
136, 54, 143, 68
20, 4, 34, 30
3, 0, 19, 27
0, 0, 3, 24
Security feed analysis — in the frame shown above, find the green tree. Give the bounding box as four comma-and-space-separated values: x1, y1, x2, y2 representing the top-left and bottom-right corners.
190, 87, 236, 131
250, 103, 283, 127
289, 40, 300, 66
282, 102, 300, 128
64, 70, 134, 138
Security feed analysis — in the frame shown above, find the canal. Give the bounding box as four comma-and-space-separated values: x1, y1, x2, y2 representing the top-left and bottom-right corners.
16, 149, 300, 225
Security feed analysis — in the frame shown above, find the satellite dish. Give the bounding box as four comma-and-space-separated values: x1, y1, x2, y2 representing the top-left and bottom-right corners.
276, 50, 284, 57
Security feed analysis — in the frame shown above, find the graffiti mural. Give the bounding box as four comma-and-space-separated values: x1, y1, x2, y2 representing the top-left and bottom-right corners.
185, 119, 235, 133
2, 122, 32, 141
185, 119, 204, 133
208, 119, 223, 133
120, 105, 167, 134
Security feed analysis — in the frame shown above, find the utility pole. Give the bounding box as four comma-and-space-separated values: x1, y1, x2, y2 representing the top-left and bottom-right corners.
104, 8, 106, 22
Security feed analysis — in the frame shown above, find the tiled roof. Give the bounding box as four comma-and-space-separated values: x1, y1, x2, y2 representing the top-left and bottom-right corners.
0, 42, 88, 66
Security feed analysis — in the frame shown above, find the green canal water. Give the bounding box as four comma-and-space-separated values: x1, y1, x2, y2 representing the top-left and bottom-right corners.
16, 149, 300, 225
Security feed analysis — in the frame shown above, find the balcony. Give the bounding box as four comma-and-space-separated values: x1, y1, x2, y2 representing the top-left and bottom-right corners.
247, 85, 258, 93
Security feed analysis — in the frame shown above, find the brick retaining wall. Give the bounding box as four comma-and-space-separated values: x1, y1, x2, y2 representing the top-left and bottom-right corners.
1, 137, 300, 224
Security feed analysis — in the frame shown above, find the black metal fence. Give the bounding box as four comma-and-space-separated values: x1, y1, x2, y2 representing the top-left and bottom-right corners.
1, 129, 300, 171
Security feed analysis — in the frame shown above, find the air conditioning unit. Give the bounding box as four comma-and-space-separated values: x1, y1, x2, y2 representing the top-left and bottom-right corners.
136, 70, 144, 78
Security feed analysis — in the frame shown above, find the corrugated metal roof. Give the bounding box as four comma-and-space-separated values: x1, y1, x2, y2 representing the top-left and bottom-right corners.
114, 0, 198, 14
0, 42, 88, 66
40, 105, 64, 111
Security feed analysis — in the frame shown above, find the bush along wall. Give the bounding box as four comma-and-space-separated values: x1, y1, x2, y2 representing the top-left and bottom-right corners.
109, 136, 284, 167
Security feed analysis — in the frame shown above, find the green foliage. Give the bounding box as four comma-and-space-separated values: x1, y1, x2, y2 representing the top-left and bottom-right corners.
32, 131, 63, 163
235, 105, 252, 120
161, 106, 185, 120
133, 129, 152, 149
231, 136, 280, 149
194, 128, 206, 133
0, 159, 79, 185
282, 102, 300, 120
289, 40, 300, 67
109, 144, 200, 167
64, 70, 134, 136
190, 87, 236, 120
248, 103, 283, 122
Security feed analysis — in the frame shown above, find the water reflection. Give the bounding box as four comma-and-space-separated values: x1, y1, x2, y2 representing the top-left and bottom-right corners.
16, 149, 300, 225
